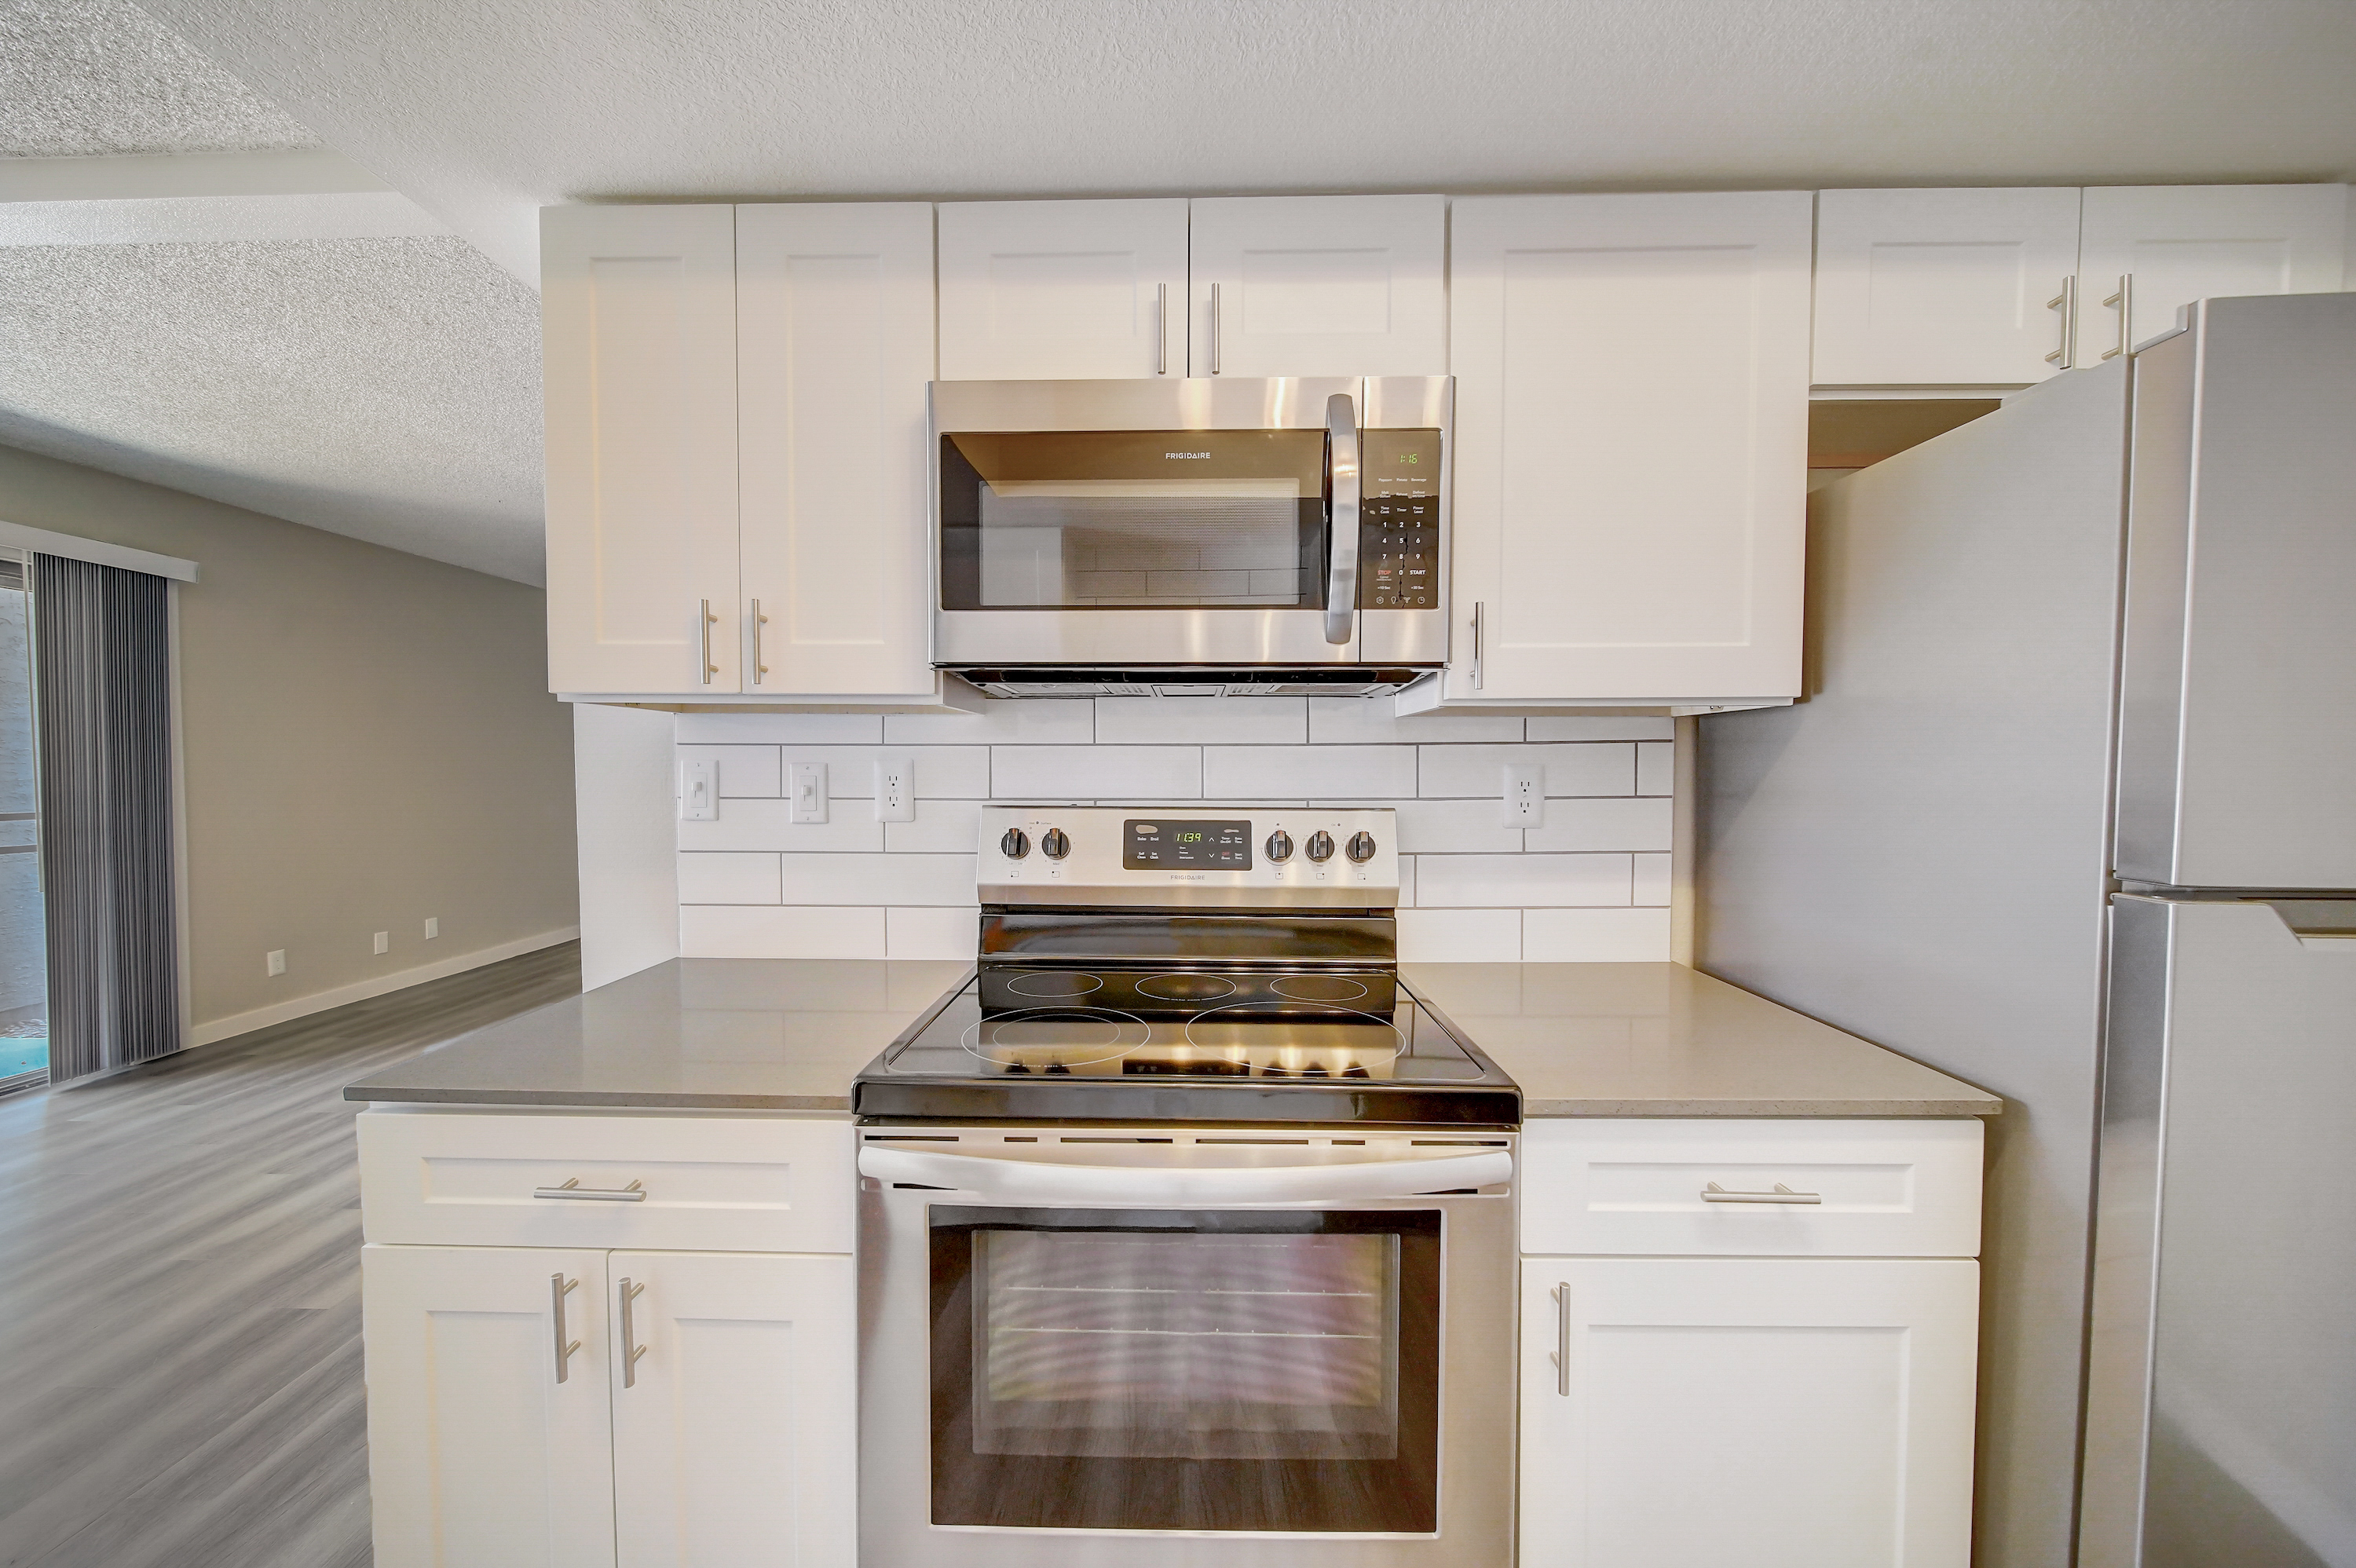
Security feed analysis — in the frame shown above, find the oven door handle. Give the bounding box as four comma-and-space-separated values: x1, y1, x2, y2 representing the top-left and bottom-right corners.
1323, 390, 1360, 647
858, 1146, 1510, 1204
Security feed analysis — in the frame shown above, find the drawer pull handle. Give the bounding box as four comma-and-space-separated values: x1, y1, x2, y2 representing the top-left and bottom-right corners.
534, 1178, 647, 1202
1703, 1182, 1821, 1204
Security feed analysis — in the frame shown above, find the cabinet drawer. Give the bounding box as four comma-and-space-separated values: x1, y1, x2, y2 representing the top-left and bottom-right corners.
1521, 1119, 1983, 1258
359, 1112, 854, 1253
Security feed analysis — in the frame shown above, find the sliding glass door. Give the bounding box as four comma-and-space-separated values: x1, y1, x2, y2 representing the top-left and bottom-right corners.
0, 555, 45, 1092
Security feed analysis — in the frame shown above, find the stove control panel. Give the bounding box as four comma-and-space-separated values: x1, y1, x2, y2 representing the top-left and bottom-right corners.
979, 805, 1396, 908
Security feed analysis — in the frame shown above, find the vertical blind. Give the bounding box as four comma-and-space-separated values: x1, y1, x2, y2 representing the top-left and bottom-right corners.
32, 554, 180, 1083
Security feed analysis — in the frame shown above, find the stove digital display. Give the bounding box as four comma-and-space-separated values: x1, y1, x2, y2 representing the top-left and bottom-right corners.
1124, 818, 1252, 869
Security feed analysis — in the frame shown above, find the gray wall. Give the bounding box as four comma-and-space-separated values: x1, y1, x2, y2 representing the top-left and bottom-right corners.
1696, 363, 2134, 1568
0, 443, 577, 1040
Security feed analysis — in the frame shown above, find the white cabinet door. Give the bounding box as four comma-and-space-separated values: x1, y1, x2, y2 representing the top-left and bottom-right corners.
609, 1252, 858, 1568
363, 1245, 616, 1568
1448, 192, 1811, 703
1813, 188, 2084, 386
1187, 194, 1447, 376
2075, 183, 2348, 364
737, 203, 937, 698
937, 199, 1187, 379
1521, 1257, 1979, 1568
543, 204, 742, 693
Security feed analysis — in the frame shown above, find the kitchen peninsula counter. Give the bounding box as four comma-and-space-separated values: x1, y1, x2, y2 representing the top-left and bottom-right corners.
345, 957, 1997, 1119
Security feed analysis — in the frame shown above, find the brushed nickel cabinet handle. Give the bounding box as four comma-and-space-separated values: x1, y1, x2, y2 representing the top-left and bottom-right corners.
1209, 282, 1221, 375
1702, 1181, 1823, 1204
1553, 1281, 1571, 1397
1155, 283, 1168, 375
750, 598, 769, 684
532, 1177, 647, 1202
551, 1274, 581, 1383
2046, 276, 2076, 368
698, 598, 717, 685
2102, 274, 2133, 360
1472, 601, 1485, 691
619, 1277, 649, 1388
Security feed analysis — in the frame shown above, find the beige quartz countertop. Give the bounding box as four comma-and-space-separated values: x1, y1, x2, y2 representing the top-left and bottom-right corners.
1403, 962, 2000, 1117
346, 957, 1999, 1119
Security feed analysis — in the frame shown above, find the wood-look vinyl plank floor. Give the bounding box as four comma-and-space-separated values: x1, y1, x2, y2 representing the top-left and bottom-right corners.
0, 941, 581, 1568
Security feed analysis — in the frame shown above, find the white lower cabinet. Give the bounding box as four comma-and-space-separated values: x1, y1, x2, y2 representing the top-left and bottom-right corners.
363, 1242, 855, 1568
1520, 1256, 1981, 1568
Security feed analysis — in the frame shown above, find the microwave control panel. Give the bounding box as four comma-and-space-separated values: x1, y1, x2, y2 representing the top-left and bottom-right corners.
1357, 429, 1441, 609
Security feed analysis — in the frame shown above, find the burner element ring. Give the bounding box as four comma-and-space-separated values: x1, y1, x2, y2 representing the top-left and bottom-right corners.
1003, 970, 1104, 999
1269, 974, 1372, 1003
960, 1007, 1150, 1069
1135, 972, 1239, 1001
1180, 1003, 1407, 1070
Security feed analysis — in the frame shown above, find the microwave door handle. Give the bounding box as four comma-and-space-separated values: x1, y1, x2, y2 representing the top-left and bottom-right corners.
1323, 391, 1360, 646
858, 1146, 1511, 1204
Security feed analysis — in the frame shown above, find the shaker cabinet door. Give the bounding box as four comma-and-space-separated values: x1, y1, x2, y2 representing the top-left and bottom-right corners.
1447, 191, 1811, 703
362, 1244, 616, 1568
1187, 194, 1447, 377
609, 1252, 858, 1568
2074, 183, 2348, 364
736, 203, 937, 697
1813, 187, 2084, 387
937, 199, 1188, 379
1520, 1257, 1980, 1568
543, 203, 742, 694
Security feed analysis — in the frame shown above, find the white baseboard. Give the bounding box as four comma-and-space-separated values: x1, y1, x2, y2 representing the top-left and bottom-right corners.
188, 926, 580, 1048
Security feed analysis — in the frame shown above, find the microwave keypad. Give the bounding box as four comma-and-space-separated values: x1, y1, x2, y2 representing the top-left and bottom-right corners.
1357, 429, 1441, 609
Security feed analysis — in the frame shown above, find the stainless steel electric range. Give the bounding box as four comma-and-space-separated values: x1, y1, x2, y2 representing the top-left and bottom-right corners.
854, 806, 1519, 1568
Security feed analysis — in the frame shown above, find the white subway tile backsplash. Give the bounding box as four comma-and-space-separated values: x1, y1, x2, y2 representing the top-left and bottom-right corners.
774, 747, 992, 799
1633, 852, 1672, 906
884, 700, 1096, 745
678, 744, 783, 798
1522, 907, 1673, 962
1308, 698, 1524, 744
994, 747, 1201, 800
1397, 855, 1416, 908
1098, 696, 1305, 745
1415, 853, 1631, 908
1525, 715, 1675, 742
1521, 796, 1673, 853
679, 851, 783, 904
1398, 908, 1520, 962
678, 712, 883, 744
1319, 799, 1522, 854
1417, 744, 1634, 799
1204, 745, 1417, 799
679, 799, 885, 853
682, 904, 887, 959
888, 906, 982, 959
885, 798, 983, 853
1637, 740, 1674, 796
781, 853, 976, 906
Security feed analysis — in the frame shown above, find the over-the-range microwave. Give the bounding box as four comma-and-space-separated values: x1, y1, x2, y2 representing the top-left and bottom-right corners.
931, 377, 1451, 698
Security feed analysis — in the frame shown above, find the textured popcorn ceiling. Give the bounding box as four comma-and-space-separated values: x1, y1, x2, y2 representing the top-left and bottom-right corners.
0, 0, 320, 156
0, 236, 546, 582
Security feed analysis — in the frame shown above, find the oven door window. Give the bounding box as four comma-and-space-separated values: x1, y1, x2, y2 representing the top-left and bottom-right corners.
928, 1206, 1440, 1533
940, 430, 1329, 611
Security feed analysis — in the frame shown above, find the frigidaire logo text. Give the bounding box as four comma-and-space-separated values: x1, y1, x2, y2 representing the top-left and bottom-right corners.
1165, 451, 1212, 459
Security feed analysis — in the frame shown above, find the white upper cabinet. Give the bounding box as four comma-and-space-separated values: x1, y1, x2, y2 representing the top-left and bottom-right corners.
543, 204, 742, 693
937, 199, 1187, 379
1813, 187, 2085, 387
736, 203, 937, 698
1447, 192, 1812, 704
1187, 194, 1447, 377
2074, 183, 2347, 364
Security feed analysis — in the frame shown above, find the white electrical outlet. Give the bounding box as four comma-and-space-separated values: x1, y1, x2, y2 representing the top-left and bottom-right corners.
874, 756, 916, 823
372, 930, 390, 956
791, 761, 829, 824
424, 916, 440, 940
1502, 762, 1546, 828
679, 758, 716, 821
265, 949, 286, 977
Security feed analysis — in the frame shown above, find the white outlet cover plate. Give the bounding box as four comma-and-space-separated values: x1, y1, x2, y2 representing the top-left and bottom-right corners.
791, 761, 829, 824
1502, 762, 1546, 828
874, 756, 916, 823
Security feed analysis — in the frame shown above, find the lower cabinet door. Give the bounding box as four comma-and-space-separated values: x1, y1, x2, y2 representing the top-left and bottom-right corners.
362, 1243, 617, 1568
609, 1251, 858, 1568
1520, 1256, 1979, 1568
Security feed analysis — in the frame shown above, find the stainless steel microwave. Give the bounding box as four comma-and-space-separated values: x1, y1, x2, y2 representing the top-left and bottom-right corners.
931, 377, 1451, 697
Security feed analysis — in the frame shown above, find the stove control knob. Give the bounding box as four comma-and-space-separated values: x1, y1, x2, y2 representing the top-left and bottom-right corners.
1041, 828, 1070, 860
1265, 829, 1293, 863
1346, 830, 1378, 863
1000, 828, 1030, 860
1305, 830, 1336, 863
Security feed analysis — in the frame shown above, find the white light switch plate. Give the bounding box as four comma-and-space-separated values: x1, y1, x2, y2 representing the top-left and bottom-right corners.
874, 756, 916, 823
1502, 762, 1545, 828
679, 758, 716, 821
791, 762, 829, 824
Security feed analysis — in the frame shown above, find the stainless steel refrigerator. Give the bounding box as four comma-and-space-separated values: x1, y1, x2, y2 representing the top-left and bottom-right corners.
1697, 291, 2356, 1568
